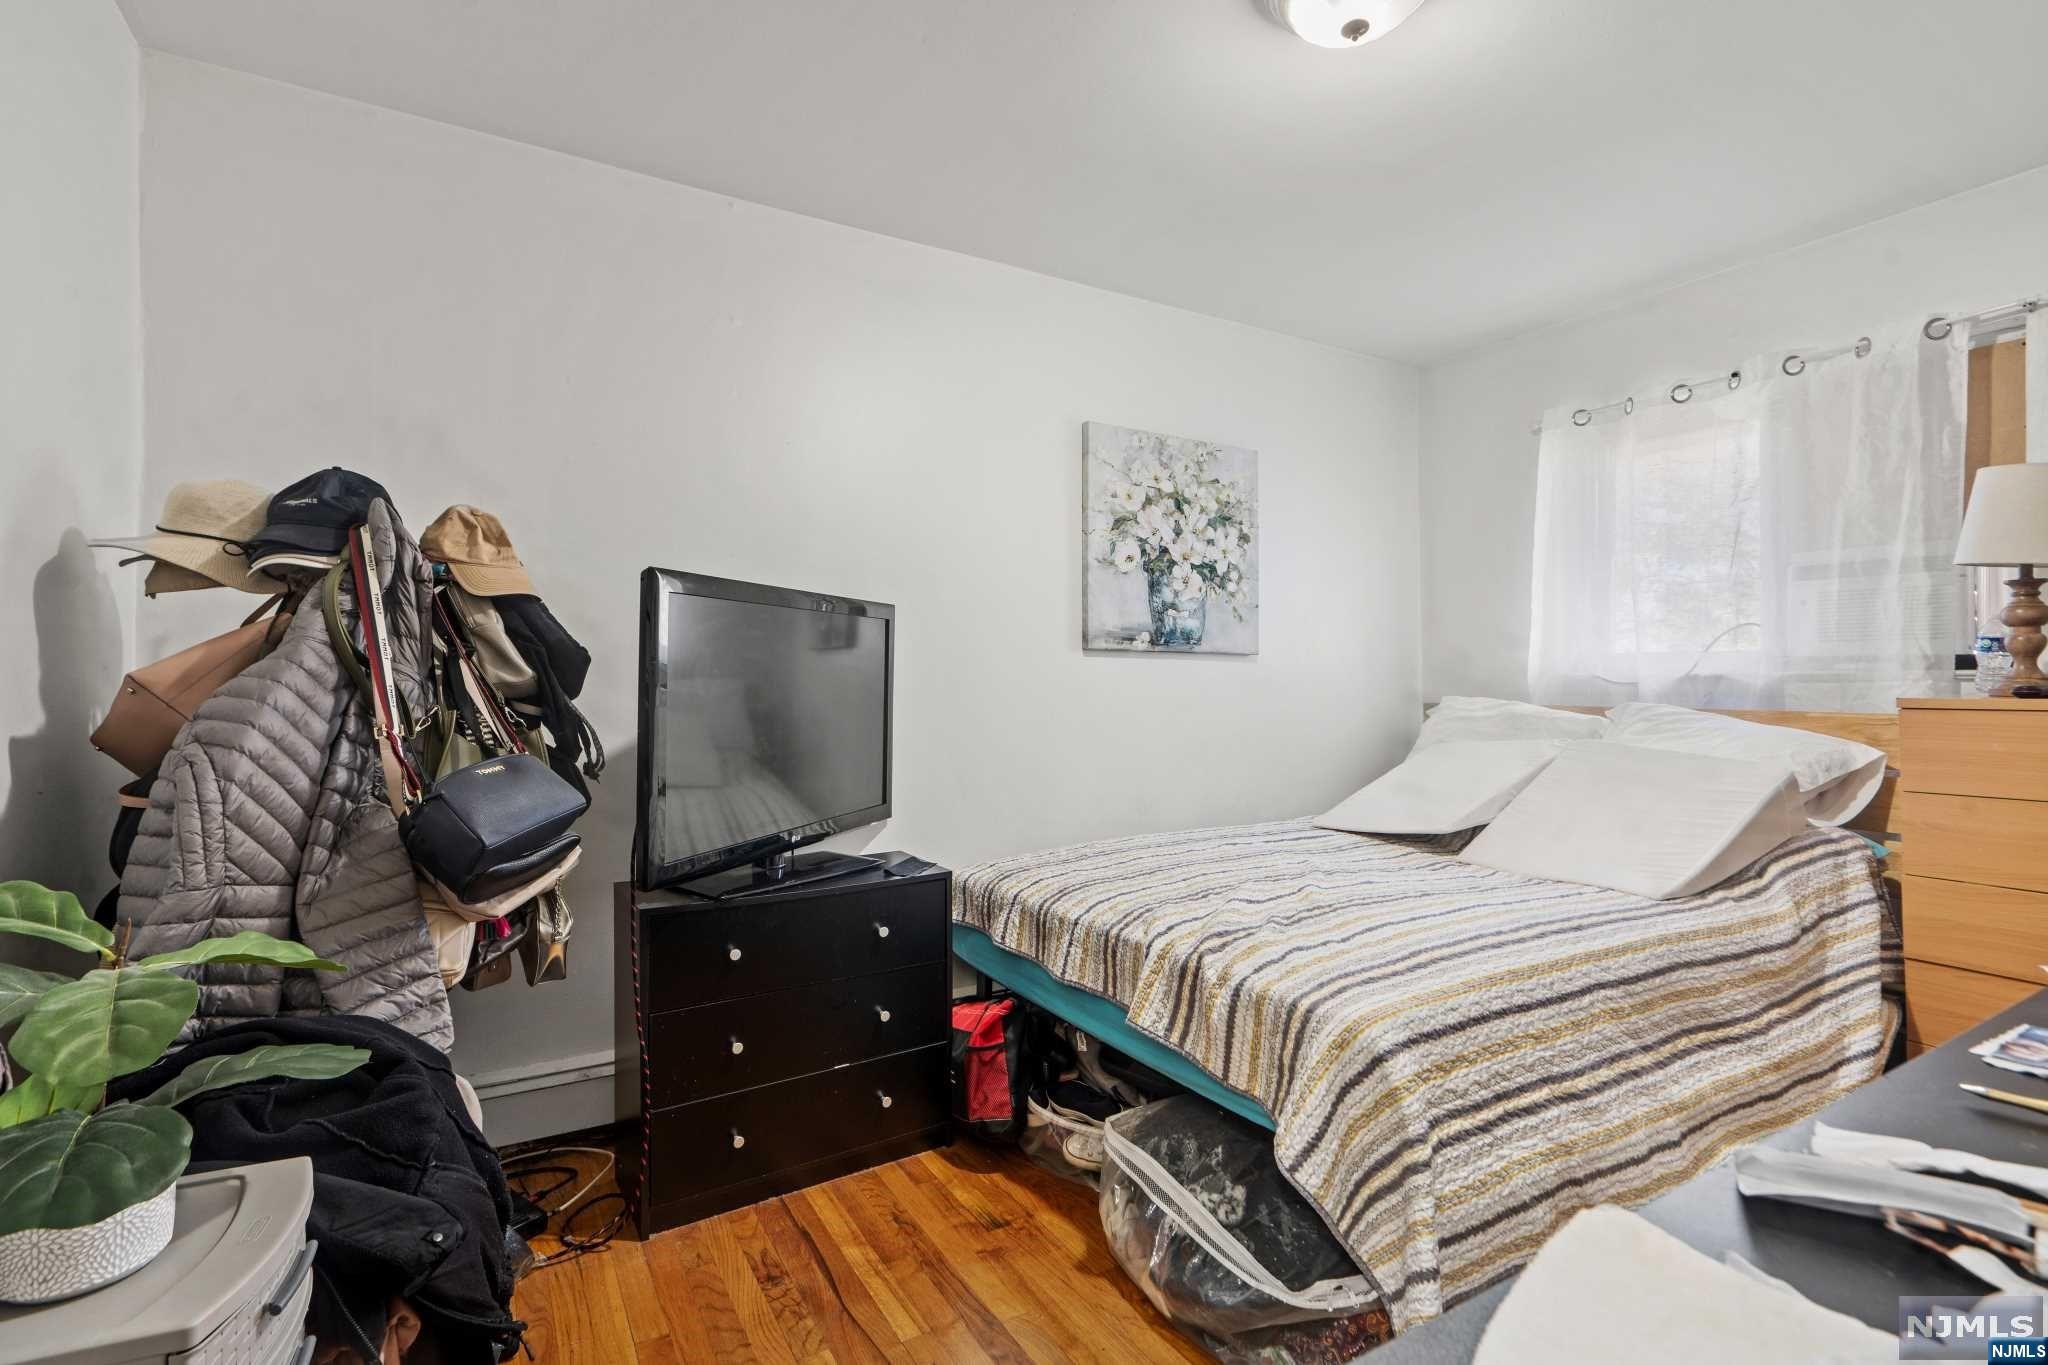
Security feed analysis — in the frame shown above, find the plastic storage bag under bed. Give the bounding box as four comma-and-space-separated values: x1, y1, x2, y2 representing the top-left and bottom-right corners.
1099, 1095, 1391, 1362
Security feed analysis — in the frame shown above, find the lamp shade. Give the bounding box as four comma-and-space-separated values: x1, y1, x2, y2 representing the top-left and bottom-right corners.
1955, 464, 2048, 569
1260, 0, 1429, 47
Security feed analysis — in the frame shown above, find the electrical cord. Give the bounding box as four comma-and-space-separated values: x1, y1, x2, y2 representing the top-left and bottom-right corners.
530, 1194, 627, 1269
504, 1144, 614, 1213
502, 1145, 622, 1269
507, 1164, 577, 1206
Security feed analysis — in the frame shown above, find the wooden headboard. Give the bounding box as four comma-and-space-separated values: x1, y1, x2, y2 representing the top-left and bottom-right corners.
1553, 706, 1901, 841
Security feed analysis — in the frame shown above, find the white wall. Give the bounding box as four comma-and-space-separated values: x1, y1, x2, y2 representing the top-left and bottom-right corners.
1421, 164, 2048, 702
0, 0, 141, 905
138, 56, 1423, 1139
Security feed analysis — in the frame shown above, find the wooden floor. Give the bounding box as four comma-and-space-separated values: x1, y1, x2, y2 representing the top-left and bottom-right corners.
511, 1139, 1212, 1364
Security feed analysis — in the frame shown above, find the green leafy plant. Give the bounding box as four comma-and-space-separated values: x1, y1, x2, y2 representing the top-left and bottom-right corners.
0, 881, 369, 1237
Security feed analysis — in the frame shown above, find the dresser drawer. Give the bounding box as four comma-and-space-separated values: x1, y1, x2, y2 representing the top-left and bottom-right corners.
1902, 708, 2048, 802
641, 878, 948, 1010
646, 962, 948, 1107
1898, 793, 2048, 894
1903, 960, 2038, 1047
1901, 874, 2048, 981
645, 1043, 946, 1207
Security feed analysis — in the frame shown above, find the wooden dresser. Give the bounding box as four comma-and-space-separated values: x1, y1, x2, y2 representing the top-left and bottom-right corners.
614, 857, 952, 1236
1897, 697, 2048, 1053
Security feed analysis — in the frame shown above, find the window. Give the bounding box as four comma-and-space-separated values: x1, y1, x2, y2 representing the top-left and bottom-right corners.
1530, 323, 1968, 712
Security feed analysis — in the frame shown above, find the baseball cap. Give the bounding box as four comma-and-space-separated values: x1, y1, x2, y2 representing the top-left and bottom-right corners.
421, 506, 536, 597
245, 467, 391, 559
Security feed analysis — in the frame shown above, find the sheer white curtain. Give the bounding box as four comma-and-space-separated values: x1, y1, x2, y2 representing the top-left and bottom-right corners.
2032, 309, 2048, 466
1529, 320, 1968, 712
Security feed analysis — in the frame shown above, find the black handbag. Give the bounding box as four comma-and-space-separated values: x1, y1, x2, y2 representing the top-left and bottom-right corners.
346, 527, 586, 901
402, 756, 582, 899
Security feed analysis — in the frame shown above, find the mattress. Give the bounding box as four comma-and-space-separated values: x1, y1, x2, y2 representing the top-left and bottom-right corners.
952, 818, 1901, 1330
953, 820, 1472, 1008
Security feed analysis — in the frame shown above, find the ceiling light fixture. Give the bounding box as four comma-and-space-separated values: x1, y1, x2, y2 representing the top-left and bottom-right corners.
1260, 0, 1429, 48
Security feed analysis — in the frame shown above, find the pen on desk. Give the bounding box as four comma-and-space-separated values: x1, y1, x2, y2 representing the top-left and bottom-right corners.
1960, 1083, 2048, 1116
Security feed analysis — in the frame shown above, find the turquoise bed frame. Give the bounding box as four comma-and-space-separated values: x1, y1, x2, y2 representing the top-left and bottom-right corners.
952, 923, 1275, 1129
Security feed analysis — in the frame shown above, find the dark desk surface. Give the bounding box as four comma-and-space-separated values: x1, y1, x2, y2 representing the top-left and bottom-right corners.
1370, 994, 2048, 1363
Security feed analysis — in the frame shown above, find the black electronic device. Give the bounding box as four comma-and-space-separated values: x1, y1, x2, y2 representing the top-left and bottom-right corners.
634, 569, 893, 897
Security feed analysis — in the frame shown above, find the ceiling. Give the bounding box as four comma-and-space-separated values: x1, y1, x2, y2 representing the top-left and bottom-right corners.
118, 0, 2048, 364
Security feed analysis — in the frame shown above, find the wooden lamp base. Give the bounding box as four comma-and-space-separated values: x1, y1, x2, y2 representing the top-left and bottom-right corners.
1992, 565, 2047, 696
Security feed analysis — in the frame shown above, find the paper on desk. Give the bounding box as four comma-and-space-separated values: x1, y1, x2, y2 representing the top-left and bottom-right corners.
1734, 1147, 2035, 1247
1472, 1206, 1895, 1365
1811, 1123, 2048, 1203
1974, 1023, 2048, 1081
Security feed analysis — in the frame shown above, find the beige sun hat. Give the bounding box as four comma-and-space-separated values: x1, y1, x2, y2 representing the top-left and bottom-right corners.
91, 480, 285, 595
421, 505, 536, 597
141, 560, 225, 596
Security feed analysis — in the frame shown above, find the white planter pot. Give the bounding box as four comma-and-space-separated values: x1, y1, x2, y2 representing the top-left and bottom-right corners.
0, 1184, 177, 1305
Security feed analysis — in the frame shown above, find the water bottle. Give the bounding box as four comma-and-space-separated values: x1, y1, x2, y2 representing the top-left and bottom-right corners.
1977, 632, 2011, 695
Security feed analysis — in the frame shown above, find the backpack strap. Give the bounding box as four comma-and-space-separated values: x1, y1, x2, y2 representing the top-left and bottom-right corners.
240, 592, 286, 628
348, 528, 426, 818
434, 594, 528, 757
322, 564, 372, 701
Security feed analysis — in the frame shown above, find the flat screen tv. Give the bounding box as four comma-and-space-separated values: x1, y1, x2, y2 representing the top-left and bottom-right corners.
635, 569, 893, 896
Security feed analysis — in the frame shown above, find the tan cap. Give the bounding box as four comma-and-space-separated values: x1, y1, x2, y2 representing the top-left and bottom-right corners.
421, 505, 536, 597
91, 480, 285, 595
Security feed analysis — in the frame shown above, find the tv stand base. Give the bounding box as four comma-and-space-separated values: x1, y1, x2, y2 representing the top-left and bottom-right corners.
678, 850, 881, 901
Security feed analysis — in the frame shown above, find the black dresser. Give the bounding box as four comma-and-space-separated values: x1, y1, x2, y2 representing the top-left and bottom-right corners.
613, 855, 952, 1236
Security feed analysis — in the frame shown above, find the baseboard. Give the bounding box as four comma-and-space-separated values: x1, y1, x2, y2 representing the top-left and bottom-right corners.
467, 1049, 619, 1146
468, 1048, 617, 1101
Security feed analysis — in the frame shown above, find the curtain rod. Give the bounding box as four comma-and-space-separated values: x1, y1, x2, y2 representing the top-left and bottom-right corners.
1526, 338, 1867, 437
1922, 296, 2044, 340
1529, 292, 2046, 438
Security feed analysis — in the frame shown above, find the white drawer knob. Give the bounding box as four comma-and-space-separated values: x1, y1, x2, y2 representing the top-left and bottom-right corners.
874, 922, 890, 939
730, 1037, 745, 1055
878, 1091, 893, 1110
727, 945, 743, 962
876, 1007, 892, 1024
732, 1130, 746, 1150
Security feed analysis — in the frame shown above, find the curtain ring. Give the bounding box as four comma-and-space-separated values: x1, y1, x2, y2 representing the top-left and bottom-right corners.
1670, 382, 1693, 404
1923, 316, 1953, 341
1726, 369, 1742, 390
1782, 354, 1805, 376
1854, 336, 1872, 357
1622, 396, 1634, 415
1571, 408, 1592, 427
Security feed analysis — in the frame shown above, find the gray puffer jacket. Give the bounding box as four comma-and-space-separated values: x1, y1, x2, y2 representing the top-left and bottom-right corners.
119, 503, 454, 1050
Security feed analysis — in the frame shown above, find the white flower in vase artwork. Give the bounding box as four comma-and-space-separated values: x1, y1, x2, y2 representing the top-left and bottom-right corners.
1082, 421, 1259, 654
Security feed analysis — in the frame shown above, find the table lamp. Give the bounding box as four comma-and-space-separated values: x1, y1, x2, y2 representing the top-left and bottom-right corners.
1955, 464, 2048, 695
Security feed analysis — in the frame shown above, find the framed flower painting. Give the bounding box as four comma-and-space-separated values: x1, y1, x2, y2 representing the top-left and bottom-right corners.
1083, 421, 1259, 655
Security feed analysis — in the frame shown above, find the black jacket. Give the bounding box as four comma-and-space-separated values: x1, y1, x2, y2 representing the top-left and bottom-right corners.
495, 593, 602, 798
109, 1015, 523, 1363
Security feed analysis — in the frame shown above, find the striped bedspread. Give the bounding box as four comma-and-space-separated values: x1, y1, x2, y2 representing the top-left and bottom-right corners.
952, 819, 1900, 1329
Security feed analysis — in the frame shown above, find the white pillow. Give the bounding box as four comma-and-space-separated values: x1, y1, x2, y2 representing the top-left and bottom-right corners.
1602, 703, 1885, 826
1315, 740, 1566, 836
1417, 697, 1611, 750
1458, 742, 1809, 900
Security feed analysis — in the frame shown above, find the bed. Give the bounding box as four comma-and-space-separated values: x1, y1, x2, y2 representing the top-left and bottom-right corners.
950, 708, 1905, 1332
